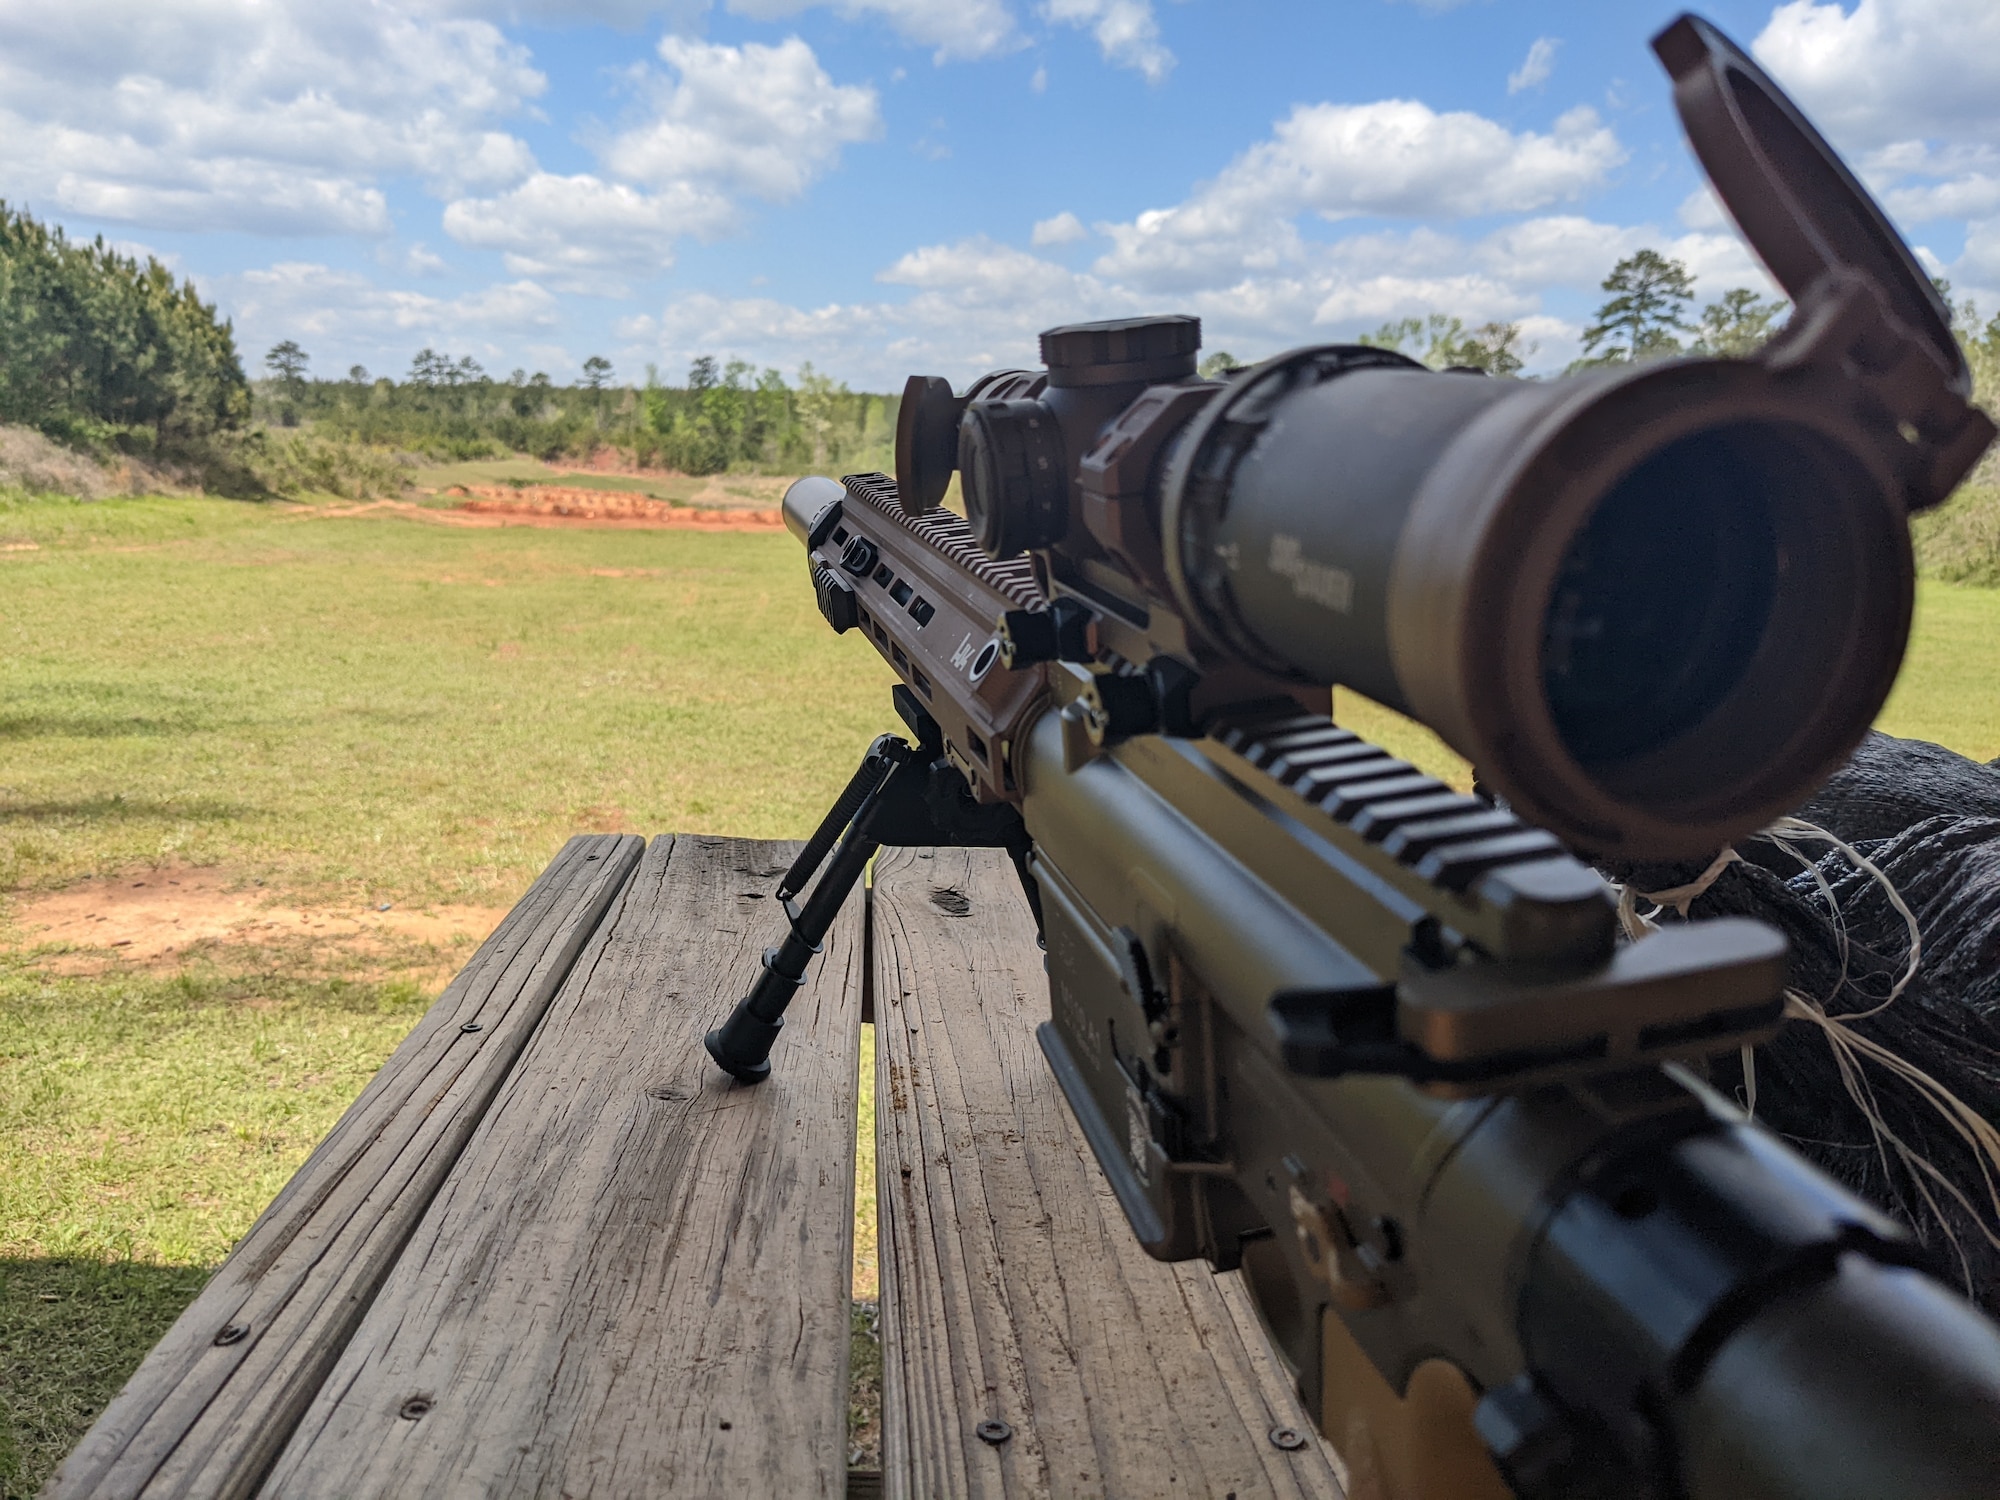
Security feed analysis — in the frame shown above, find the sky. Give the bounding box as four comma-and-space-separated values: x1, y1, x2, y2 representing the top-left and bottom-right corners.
1, 0, 1996, 390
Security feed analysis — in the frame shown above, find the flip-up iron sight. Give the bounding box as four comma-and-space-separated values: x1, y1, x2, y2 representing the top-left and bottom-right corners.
898, 17, 1995, 865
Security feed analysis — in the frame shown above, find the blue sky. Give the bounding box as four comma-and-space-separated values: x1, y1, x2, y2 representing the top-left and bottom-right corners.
1, 0, 1995, 389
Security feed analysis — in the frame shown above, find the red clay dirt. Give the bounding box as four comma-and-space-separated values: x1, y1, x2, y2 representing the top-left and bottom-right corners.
309, 496, 784, 532
6, 866, 509, 977
451, 485, 783, 528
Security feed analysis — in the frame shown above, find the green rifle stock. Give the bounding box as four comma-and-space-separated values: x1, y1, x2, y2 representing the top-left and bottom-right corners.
709, 14, 2000, 1497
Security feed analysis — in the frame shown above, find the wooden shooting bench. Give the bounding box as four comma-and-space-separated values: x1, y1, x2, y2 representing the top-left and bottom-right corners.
50, 835, 1347, 1500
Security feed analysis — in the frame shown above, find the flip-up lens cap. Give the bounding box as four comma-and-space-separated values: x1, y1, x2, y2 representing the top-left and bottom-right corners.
1653, 13, 1965, 390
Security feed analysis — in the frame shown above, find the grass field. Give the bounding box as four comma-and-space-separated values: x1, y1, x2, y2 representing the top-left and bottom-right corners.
0, 491, 897, 1491
0, 489, 1996, 1492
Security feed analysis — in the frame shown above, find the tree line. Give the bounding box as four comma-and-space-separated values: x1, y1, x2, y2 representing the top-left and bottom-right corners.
8, 184, 1996, 496
258, 344, 896, 476
0, 202, 248, 452
1360, 251, 1795, 371
265, 240, 2000, 487
1201, 250, 1803, 380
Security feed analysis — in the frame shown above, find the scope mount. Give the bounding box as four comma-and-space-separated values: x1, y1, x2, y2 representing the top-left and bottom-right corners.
1190, 703, 1787, 1096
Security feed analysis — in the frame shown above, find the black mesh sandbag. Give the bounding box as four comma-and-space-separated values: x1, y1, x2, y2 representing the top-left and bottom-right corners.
1598, 733, 2000, 1306
1802, 729, 2000, 840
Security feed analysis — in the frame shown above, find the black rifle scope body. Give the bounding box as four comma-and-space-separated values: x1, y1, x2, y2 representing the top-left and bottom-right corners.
1156, 346, 1916, 858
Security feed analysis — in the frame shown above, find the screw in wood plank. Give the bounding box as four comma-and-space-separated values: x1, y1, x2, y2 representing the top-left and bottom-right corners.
399, 1396, 434, 1421
460, 1021, 483, 1033
1268, 1425, 1306, 1451
975, 1419, 1012, 1445
213, 1323, 248, 1347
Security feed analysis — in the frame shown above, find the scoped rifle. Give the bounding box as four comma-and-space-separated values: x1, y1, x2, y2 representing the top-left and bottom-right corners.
706, 16, 2000, 1498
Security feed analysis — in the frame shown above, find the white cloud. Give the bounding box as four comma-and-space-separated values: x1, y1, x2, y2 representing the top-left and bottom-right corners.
601, 36, 882, 200
224, 260, 564, 371
1678, 185, 1729, 231
725, 0, 1018, 63
444, 174, 732, 292
107, 238, 178, 271
1507, 37, 1558, 95
1042, 0, 1172, 83
1886, 174, 2000, 224
1031, 210, 1089, 246
1092, 100, 1624, 292
1754, 1, 2000, 238
0, 0, 542, 235
1958, 218, 2000, 286
395, 242, 452, 277
1473, 215, 1637, 287
1754, 0, 2000, 148
880, 235, 1087, 306
626, 200, 1778, 389
630, 250, 1105, 387
442, 35, 880, 293
419, 0, 709, 22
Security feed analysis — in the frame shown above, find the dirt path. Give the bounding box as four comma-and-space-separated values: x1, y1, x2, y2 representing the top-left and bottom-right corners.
6, 866, 508, 977
452, 486, 783, 528
312, 493, 786, 531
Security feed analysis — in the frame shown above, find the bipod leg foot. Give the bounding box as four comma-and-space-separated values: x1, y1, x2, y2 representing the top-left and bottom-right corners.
706, 735, 912, 1083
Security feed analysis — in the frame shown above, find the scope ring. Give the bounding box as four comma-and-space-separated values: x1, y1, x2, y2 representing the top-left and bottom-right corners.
1160, 344, 1424, 675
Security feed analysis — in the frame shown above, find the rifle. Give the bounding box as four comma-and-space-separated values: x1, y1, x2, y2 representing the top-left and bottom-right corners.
707, 15, 2000, 1497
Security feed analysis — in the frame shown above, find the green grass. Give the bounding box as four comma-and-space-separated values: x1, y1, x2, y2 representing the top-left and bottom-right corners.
0, 489, 897, 1492
1, 487, 1996, 1493
0, 490, 893, 905
1, 965, 430, 1265
0, 1258, 210, 1494
854, 1027, 877, 1300
1879, 580, 2000, 760
1914, 481, 2000, 588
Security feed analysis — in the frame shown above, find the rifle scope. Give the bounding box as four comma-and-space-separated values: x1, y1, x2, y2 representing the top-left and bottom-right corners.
1158, 347, 1916, 858
897, 14, 1994, 860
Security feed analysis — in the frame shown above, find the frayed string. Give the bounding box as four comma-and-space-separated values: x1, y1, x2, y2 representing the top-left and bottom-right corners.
1613, 844, 1742, 941
1612, 816, 1995, 1293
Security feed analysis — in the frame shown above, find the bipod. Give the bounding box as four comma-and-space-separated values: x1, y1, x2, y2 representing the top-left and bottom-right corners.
705, 686, 1037, 1084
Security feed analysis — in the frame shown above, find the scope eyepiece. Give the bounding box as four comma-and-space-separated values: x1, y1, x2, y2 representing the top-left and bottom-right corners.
960, 397, 1069, 559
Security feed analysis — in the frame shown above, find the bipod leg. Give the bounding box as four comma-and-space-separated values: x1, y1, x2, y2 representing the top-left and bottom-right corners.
776, 734, 901, 903
705, 735, 913, 1083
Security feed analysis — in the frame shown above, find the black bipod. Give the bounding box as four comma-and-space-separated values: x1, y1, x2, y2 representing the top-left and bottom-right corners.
705, 686, 1039, 1084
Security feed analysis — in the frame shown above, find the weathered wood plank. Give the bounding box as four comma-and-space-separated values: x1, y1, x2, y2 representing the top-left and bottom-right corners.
260, 834, 865, 1499
47, 834, 645, 1500
873, 846, 1347, 1500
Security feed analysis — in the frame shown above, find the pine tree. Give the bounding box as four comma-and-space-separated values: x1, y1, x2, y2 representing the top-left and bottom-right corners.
1577, 250, 1696, 365
1359, 314, 1530, 376
1693, 288, 1787, 357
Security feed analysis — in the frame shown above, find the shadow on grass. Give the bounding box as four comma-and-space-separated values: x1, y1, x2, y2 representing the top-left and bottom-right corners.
0, 795, 246, 825
0, 683, 218, 744
0, 713, 209, 742
0, 1256, 211, 1498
